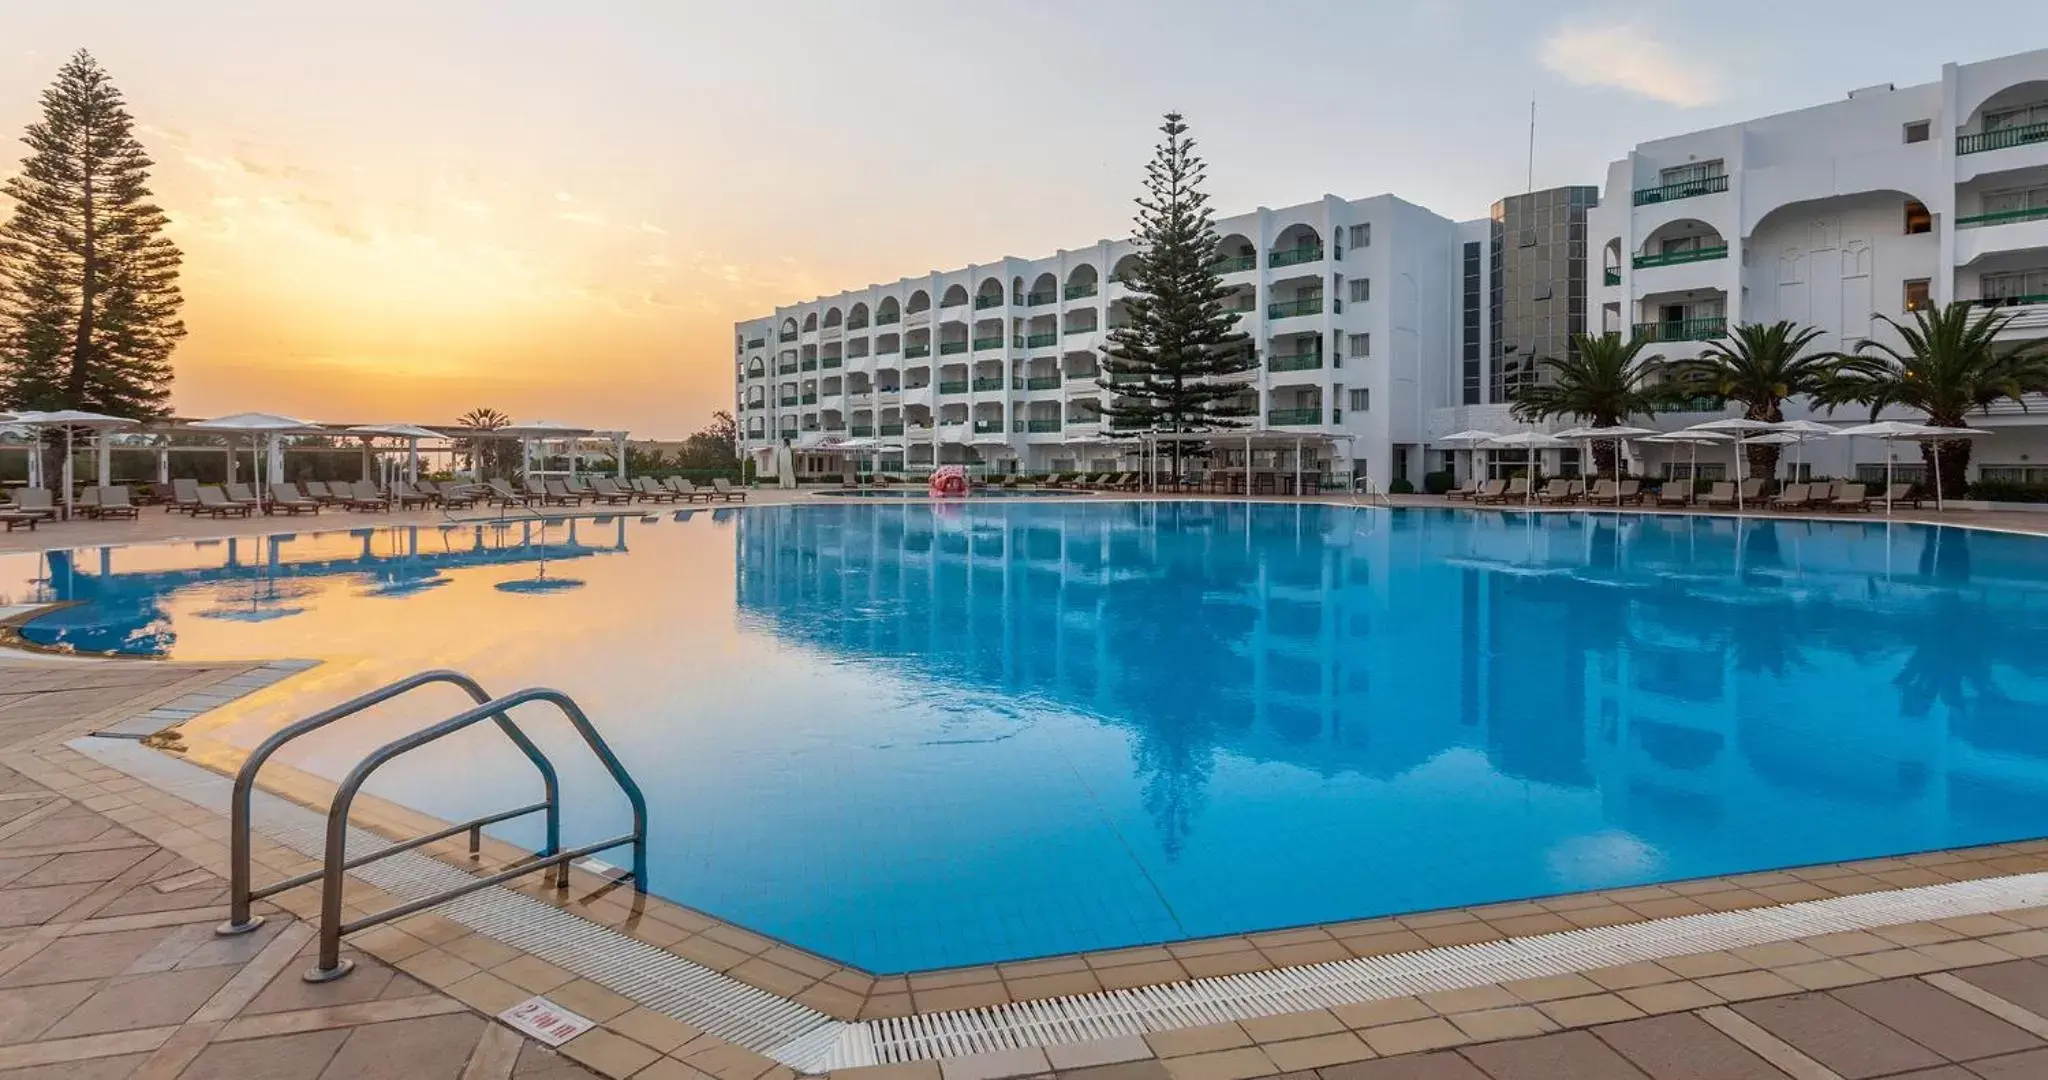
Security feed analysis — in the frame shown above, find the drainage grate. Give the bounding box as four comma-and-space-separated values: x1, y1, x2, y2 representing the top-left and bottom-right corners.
70, 738, 2048, 1074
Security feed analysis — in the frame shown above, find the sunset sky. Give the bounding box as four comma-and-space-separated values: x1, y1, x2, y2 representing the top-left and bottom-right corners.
0, 2, 2026, 437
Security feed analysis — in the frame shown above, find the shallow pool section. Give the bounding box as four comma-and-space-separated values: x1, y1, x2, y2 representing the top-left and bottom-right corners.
7, 504, 2048, 972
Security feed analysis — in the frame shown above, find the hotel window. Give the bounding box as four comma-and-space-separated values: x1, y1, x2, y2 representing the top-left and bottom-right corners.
1903, 120, 1930, 144
1904, 200, 1932, 235
1904, 279, 1931, 312
1985, 102, 2048, 132
1659, 160, 1725, 185
1983, 184, 2048, 216
1349, 389, 1370, 412
1348, 333, 1370, 356
1983, 270, 2048, 302
1349, 279, 1371, 303
1348, 224, 1371, 248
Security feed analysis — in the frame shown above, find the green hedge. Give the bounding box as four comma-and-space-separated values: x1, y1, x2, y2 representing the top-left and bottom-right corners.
1421, 470, 1455, 495
1388, 477, 1416, 495
1969, 481, 2048, 504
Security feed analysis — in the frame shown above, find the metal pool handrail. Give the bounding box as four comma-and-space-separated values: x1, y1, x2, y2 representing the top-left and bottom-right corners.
218, 669, 557, 937
305, 686, 647, 981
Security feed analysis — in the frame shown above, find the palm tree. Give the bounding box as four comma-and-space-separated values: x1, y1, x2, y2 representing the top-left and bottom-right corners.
1812, 302, 2048, 496
455, 406, 512, 478
1668, 321, 1831, 480
1510, 333, 1670, 477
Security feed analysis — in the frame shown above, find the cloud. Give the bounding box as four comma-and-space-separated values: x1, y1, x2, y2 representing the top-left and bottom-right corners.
638, 222, 667, 236
1538, 22, 1720, 108
556, 209, 607, 227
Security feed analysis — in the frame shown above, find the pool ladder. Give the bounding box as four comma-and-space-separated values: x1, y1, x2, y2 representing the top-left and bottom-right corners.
215, 669, 648, 983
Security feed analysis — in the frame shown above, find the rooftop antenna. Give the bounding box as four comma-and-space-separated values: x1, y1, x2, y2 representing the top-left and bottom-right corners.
1526, 98, 1537, 193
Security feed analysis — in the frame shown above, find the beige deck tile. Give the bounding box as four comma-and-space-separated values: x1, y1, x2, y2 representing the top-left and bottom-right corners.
727, 958, 818, 997
1042, 1035, 1152, 1070
1086, 946, 1179, 968
792, 981, 865, 1017
606, 1007, 704, 1054
1239, 1009, 1345, 1043
1003, 970, 1103, 1000
1730, 941, 1832, 968
1914, 938, 2017, 968
1338, 930, 1430, 958
1583, 962, 1680, 991
996, 954, 1091, 978
1623, 897, 1709, 920
1485, 913, 1576, 937
1165, 936, 1256, 960
1616, 980, 1725, 1015
1557, 904, 1640, 929
557, 1028, 661, 1079
1330, 996, 1434, 1029
1693, 969, 1804, 1002
1394, 911, 1476, 930
1776, 959, 1882, 991
1095, 960, 1188, 991
935, 1047, 1051, 1080
1145, 1022, 1251, 1058
442, 971, 529, 1014
1419, 985, 1519, 1014
1358, 1017, 1468, 1057
1256, 941, 1351, 967
1157, 1047, 1275, 1080
1657, 951, 1753, 979
1501, 973, 1605, 1003
546, 978, 638, 1022
827, 1064, 941, 1080
910, 981, 1010, 1011
492, 954, 576, 994
1802, 930, 1894, 957
857, 993, 913, 1020
1535, 992, 1645, 1027
1413, 923, 1501, 948
1873, 922, 1965, 947
1849, 948, 1950, 978
1983, 929, 2048, 957
906, 966, 1001, 992
1260, 1032, 1375, 1071
1176, 951, 1271, 979
1446, 1005, 1558, 1042
1245, 928, 1333, 948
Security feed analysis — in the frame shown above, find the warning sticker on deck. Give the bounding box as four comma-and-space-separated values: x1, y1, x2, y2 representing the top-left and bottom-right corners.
500, 996, 593, 1047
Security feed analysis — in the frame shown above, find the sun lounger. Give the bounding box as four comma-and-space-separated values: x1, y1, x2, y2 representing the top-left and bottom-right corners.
1535, 479, 1576, 504
1444, 479, 1480, 501
344, 481, 391, 511
223, 482, 263, 510
633, 478, 678, 502
542, 479, 584, 506
1830, 482, 1872, 512
1700, 482, 1738, 508
169, 478, 204, 514
1770, 483, 1810, 509
298, 480, 341, 505
1617, 479, 1645, 505
388, 481, 433, 510
94, 486, 140, 520
76, 486, 101, 517
435, 482, 480, 510
1654, 483, 1690, 506
485, 479, 535, 508
0, 511, 35, 531
712, 478, 747, 502
268, 483, 321, 515
1467, 478, 1509, 504
1739, 478, 1768, 504
9, 488, 58, 521
1586, 478, 1618, 502
195, 485, 252, 517
1884, 483, 1922, 509
588, 478, 635, 505
666, 478, 715, 503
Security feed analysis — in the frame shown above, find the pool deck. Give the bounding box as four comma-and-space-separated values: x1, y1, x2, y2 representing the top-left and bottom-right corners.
5, 493, 2048, 1078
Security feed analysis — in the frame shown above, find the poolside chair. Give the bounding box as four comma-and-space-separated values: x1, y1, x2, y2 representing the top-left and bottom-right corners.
0, 509, 35, 531
1802, 481, 1833, 509
1770, 483, 1810, 510
1534, 478, 1575, 504
666, 478, 714, 503
633, 478, 678, 502
9, 488, 58, 521
588, 477, 635, 505
302, 480, 346, 506
170, 478, 205, 514
1443, 479, 1480, 501
223, 482, 264, 510
711, 478, 748, 502
75, 486, 102, 517
195, 485, 253, 518
1617, 479, 1645, 505
1468, 478, 1509, 505
1884, 483, 1922, 509
1700, 482, 1738, 508
1738, 478, 1768, 504
388, 481, 433, 510
542, 479, 584, 506
94, 486, 139, 520
1503, 477, 1531, 503
437, 482, 481, 510
486, 479, 535, 508
1586, 478, 1618, 502
567, 476, 594, 494
1653, 483, 1690, 507
268, 483, 321, 515
344, 481, 391, 511
1830, 482, 1872, 512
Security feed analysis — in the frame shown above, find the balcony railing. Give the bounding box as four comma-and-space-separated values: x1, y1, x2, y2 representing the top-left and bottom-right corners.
745, 337, 764, 348
800, 393, 817, 405
778, 362, 798, 374
1027, 291, 1057, 306
1065, 369, 1097, 381
1634, 245, 1729, 269
973, 295, 1004, 310
779, 330, 797, 342
1268, 297, 1324, 319
1957, 206, 2048, 228
1632, 173, 1728, 205
879, 422, 905, 436
1604, 268, 1621, 286
940, 296, 967, 308
1212, 254, 1257, 273
876, 342, 900, 355
846, 319, 868, 331
1026, 375, 1062, 390
1267, 408, 1322, 426
1025, 418, 1061, 433
822, 356, 842, 368
851, 424, 875, 437
1065, 282, 1098, 300
971, 376, 1004, 392
939, 341, 968, 355
1268, 245, 1324, 268
905, 344, 931, 358
1668, 395, 1727, 413
1632, 317, 1727, 342
972, 336, 1003, 351
1026, 331, 1058, 348
779, 397, 799, 407
876, 311, 900, 325
800, 358, 817, 371
938, 380, 969, 394
1268, 352, 1324, 372
1971, 292, 2048, 308
1065, 323, 1097, 335
1958, 122, 2048, 156
973, 419, 1004, 434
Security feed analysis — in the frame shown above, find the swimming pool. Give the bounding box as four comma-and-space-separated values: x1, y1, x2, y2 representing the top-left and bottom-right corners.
814, 488, 1090, 498
7, 503, 2048, 973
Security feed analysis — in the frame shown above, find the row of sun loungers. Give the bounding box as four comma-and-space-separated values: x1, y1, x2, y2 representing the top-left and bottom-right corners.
1445, 476, 1920, 513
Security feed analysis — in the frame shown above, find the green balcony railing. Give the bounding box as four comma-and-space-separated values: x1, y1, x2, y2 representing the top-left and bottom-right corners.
1026, 418, 1061, 433
1604, 268, 1621, 286
1212, 254, 1257, 273
846, 319, 868, 331
1669, 395, 1727, 413
1957, 205, 2048, 228
745, 337, 764, 348
824, 420, 846, 431
1268, 297, 1324, 319
972, 336, 1004, 351
800, 358, 817, 371
779, 396, 798, 407
778, 362, 798, 374
876, 311, 900, 325
973, 294, 1004, 310
1958, 122, 2048, 156
1634, 245, 1728, 269
821, 356, 842, 368
798, 394, 816, 405
851, 424, 875, 437
972, 376, 1005, 391
1065, 369, 1097, 381
973, 419, 1004, 434
880, 422, 905, 436
905, 344, 931, 358
939, 341, 968, 355
1971, 293, 2048, 309
1267, 408, 1322, 426
1065, 282, 1098, 300
938, 380, 969, 394
1268, 245, 1324, 268
1632, 317, 1727, 342
1026, 332, 1057, 347
940, 296, 967, 308
1026, 375, 1061, 390
1268, 352, 1324, 372
1027, 291, 1057, 306
779, 330, 797, 342
876, 342, 900, 355
1064, 322, 1097, 335
1632, 173, 1728, 205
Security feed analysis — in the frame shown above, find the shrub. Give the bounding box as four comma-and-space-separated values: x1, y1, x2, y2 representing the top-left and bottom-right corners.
1969, 480, 2048, 504
1421, 470, 1455, 495
1389, 477, 1417, 495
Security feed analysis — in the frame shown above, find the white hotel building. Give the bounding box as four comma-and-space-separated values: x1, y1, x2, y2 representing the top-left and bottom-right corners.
739, 46, 2048, 488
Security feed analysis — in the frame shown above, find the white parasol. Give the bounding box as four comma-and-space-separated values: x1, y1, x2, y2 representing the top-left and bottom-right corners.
1482, 432, 1569, 505
1640, 430, 1734, 504
188, 413, 324, 511
1686, 418, 1779, 510
11, 410, 139, 518
346, 424, 446, 484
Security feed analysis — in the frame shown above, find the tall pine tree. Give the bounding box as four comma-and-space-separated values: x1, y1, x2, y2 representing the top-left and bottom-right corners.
1096, 113, 1255, 464
0, 50, 185, 418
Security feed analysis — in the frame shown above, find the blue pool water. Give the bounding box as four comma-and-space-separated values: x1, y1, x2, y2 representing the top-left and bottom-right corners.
6, 503, 2048, 972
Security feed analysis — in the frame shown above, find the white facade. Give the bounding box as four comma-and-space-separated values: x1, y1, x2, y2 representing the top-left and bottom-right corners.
1573, 46, 2048, 483
734, 195, 1461, 487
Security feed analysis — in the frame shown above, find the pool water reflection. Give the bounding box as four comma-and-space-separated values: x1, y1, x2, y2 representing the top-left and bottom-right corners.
6, 503, 2047, 973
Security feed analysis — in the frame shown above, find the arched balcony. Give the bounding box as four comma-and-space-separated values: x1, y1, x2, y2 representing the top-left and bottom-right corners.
1602, 239, 1623, 286
779, 317, 798, 343
1027, 272, 1058, 307
1111, 253, 1142, 287
1634, 220, 1727, 270
1214, 233, 1256, 275
746, 358, 765, 378
905, 290, 931, 328
849, 301, 872, 330
974, 277, 1004, 311
1065, 264, 1099, 301
940, 284, 970, 309
905, 329, 933, 361
801, 312, 818, 333
972, 317, 1005, 353
1958, 80, 2048, 158
876, 297, 901, 326
1269, 224, 1324, 270
824, 306, 843, 328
